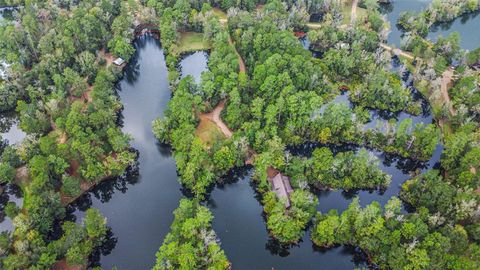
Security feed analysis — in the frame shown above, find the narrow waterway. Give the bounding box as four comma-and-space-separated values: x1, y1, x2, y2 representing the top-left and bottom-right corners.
0, 110, 26, 233
70, 36, 182, 269
380, 0, 430, 47
66, 35, 373, 269
208, 168, 367, 269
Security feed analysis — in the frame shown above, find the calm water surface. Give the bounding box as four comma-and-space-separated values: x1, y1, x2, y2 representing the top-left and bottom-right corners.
1, 112, 26, 232
427, 11, 480, 50
179, 51, 209, 83
1, 2, 473, 267
67, 35, 371, 269
70, 36, 182, 269
381, 0, 480, 50
380, 0, 431, 46
208, 168, 366, 270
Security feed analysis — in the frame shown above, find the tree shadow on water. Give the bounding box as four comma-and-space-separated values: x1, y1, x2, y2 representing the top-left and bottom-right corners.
69, 158, 140, 212
90, 228, 118, 268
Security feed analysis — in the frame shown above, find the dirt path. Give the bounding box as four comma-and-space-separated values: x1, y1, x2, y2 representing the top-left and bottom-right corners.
441, 68, 457, 116
379, 44, 415, 60
202, 101, 233, 138
228, 36, 246, 73
351, 0, 358, 24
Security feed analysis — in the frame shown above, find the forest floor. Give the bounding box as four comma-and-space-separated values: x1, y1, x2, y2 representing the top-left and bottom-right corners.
52, 259, 86, 270
195, 114, 226, 146
99, 48, 115, 67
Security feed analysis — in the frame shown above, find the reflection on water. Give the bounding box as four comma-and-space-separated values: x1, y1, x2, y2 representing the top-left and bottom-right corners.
0, 111, 25, 233
0, 111, 26, 145
288, 142, 441, 213
380, 0, 431, 47
381, 0, 480, 50
51, 29, 446, 269
0, 185, 23, 232
207, 167, 368, 270
427, 11, 480, 50
179, 51, 209, 83
70, 35, 183, 270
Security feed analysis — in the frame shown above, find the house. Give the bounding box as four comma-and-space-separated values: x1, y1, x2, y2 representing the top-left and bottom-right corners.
268, 169, 294, 208
113, 57, 125, 66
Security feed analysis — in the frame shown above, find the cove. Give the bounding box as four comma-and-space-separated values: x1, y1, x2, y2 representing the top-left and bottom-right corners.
207, 168, 367, 269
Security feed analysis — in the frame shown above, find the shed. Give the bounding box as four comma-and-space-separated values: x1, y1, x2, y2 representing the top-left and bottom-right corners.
113, 57, 125, 66
269, 170, 294, 208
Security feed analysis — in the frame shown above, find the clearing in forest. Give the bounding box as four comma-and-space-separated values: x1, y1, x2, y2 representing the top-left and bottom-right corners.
195, 114, 226, 146
177, 32, 211, 53
213, 8, 227, 20
196, 100, 233, 146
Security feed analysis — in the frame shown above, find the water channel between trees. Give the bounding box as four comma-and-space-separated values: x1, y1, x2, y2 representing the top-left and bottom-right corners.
380, 0, 480, 51
1, 1, 478, 268
62, 32, 440, 269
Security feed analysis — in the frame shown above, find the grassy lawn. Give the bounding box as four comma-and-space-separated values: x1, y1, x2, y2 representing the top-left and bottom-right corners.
177, 32, 211, 54
341, 1, 367, 25
212, 8, 227, 20
195, 117, 225, 146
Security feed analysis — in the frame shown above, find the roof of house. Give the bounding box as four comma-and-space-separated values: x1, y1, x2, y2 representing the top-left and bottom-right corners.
113, 58, 125, 66
269, 171, 293, 208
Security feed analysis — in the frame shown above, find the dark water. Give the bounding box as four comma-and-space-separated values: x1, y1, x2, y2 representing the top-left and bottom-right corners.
179, 51, 209, 83
207, 168, 367, 270
0, 111, 26, 145
427, 11, 480, 51
0, 7, 24, 231
70, 36, 183, 269
66, 35, 370, 269
60, 33, 445, 269
0, 185, 23, 232
380, 0, 431, 47
207, 44, 441, 269
288, 143, 441, 214
381, 0, 480, 50
0, 112, 25, 232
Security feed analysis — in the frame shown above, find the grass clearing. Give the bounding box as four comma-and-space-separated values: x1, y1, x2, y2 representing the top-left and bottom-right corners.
177, 32, 211, 54
195, 116, 226, 146
341, 1, 366, 25
212, 8, 227, 20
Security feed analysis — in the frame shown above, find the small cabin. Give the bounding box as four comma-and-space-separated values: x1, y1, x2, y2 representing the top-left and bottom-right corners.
113, 58, 125, 66
268, 169, 294, 208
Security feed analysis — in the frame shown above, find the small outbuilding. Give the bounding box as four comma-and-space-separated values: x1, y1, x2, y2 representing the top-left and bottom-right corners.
268, 168, 294, 208
113, 57, 125, 66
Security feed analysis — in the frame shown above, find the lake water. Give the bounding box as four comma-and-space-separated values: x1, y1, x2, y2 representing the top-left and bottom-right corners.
179, 51, 209, 83
381, 0, 480, 51
0, 2, 473, 267
67, 35, 376, 269
0, 27, 449, 269
70, 36, 182, 269
427, 11, 480, 51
